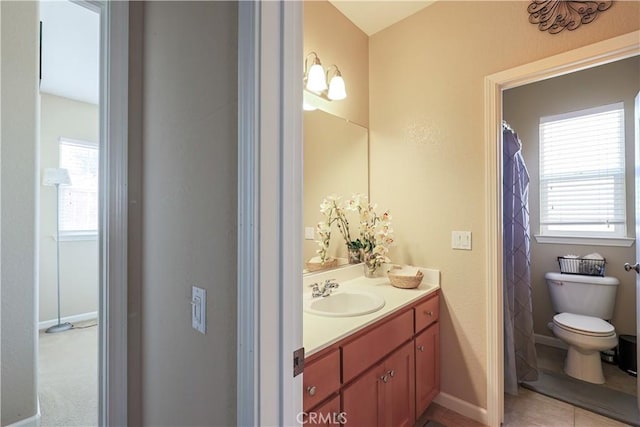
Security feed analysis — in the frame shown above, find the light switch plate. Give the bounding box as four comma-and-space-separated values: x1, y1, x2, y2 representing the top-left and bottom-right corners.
304, 226, 315, 240
191, 286, 206, 334
452, 231, 472, 250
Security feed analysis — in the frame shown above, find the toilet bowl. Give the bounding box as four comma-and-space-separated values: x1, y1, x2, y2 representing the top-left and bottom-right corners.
545, 272, 619, 384
552, 312, 617, 384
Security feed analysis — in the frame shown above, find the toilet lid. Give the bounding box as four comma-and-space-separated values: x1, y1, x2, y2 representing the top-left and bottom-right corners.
553, 313, 615, 337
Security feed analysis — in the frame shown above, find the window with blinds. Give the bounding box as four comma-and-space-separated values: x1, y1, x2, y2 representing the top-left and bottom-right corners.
59, 138, 99, 236
539, 103, 626, 237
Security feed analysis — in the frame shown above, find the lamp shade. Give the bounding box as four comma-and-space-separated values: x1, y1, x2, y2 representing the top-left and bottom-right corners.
303, 101, 317, 111
327, 75, 347, 100
43, 168, 71, 186
306, 63, 327, 93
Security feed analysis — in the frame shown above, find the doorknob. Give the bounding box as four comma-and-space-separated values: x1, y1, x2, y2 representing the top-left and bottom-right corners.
624, 263, 639, 273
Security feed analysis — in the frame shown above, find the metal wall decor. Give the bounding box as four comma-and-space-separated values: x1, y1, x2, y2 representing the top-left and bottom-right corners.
528, 0, 613, 34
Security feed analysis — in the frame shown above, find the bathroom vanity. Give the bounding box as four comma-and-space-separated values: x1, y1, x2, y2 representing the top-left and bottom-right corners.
302, 265, 441, 426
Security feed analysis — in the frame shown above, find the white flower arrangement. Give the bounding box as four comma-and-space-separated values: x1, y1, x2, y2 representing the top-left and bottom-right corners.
316, 193, 394, 274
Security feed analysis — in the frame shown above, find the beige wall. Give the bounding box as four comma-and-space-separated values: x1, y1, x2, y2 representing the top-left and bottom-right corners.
304, 0, 369, 127
369, 1, 640, 409
303, 110, 368, 265
504, 57, 640, 337
1, 1, 39, 425
39, 93, 99, 323
136, 2, 237, 425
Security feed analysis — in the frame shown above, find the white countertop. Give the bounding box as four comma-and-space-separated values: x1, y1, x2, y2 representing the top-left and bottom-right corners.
303, 264, 440, 357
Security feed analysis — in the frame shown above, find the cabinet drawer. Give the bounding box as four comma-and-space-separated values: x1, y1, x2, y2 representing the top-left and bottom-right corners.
304, 395, 342, 426
342, 310, 413, 383
304, 349, 341, 411
415, 294, 439, 333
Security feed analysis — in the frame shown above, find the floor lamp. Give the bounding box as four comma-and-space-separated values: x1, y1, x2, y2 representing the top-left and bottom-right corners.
43, 167, 72, 333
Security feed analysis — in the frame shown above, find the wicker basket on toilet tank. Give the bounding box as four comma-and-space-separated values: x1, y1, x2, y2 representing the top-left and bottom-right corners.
557, 256, 606, 277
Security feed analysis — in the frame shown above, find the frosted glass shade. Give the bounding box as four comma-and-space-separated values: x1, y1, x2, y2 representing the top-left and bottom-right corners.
327, 75, 347, 100
43, 168, 71, 186
306, 63, 327, 93
303, 101, 317, 111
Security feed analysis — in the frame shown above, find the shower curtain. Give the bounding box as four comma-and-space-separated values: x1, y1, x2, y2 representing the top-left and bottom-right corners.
503, 123, 538, 395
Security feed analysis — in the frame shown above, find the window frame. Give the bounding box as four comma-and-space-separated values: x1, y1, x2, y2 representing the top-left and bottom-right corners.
537, 102, 628, 243
58, 136, 99, 241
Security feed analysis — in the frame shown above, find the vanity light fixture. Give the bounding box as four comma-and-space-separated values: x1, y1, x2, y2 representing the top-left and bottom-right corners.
326, 65, 347, 101
304, 52, 328, 93
303, 52, 347, 105
303, 101, 317, 111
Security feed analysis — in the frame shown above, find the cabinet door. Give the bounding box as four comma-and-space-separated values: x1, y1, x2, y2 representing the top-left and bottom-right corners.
305, 395, 342, 426
341, 362, 385, 427
415, 323, 440, 418
303, 349, 341, 411
384, 341, 415, 427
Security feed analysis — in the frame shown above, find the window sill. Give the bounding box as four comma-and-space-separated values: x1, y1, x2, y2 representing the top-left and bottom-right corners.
533, 235, 635, 247
58, 232, 98, 242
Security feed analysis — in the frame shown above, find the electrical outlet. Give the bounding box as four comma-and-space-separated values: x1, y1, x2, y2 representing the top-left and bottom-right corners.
452, 231, 472, 250
304, 226, 315, 240
191, 286, 206, 334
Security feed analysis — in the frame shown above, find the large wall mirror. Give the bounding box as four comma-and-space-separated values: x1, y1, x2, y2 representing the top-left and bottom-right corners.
303, 109, 369, 271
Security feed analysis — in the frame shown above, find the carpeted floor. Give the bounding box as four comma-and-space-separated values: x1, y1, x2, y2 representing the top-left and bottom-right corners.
39, 320, 98, 427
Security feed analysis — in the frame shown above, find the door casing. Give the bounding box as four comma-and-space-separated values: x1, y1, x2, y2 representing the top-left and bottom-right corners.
484, 31, 640, 427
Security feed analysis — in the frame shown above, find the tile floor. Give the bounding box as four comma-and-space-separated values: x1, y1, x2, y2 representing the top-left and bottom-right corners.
504, 386, 631, 426
536, 343, 636, 396
417, 344, 636, 426
418, 388, 633, 427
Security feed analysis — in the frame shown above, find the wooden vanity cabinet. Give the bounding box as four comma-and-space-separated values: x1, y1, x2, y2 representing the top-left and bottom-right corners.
303, 395, 342, 426
414, 293, 440, 416
341, 360, 384, 427
415, 323, 440, 417
303, 291, 440, 427
342, 341, 415, 427
303, 349, 341, 412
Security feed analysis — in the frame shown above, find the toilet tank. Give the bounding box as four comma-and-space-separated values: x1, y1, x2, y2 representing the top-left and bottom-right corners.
545, 272, 619, 320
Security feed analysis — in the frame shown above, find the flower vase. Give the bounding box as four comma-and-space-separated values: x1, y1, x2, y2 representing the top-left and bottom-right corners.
363, 263, 378, 278
362, 252, 378, 277
348, 247, 363, 264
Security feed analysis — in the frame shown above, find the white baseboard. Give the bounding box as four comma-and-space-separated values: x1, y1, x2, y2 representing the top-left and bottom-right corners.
38, 311, 98, 330
534, 333, 568, 350
434, 391, 488, 425
7, 397, 40, 427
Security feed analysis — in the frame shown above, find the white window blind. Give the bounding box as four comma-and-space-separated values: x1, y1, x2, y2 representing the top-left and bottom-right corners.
539, 103, 626, 237
59, 138, 99, 235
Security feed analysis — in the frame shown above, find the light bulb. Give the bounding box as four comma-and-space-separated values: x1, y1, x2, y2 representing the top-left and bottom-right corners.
306, 63, 327, 93
327, 74, 347, 100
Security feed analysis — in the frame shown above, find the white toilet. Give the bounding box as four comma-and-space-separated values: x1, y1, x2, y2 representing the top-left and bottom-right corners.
545, 272, 619, 384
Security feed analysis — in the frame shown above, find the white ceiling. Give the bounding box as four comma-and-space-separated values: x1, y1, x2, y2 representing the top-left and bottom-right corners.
328, 0, 435, 36
39, 0, 99, 105
37, 1, 429, 104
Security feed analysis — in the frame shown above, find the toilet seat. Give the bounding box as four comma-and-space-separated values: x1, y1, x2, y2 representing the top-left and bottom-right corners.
553, 313, 615, 337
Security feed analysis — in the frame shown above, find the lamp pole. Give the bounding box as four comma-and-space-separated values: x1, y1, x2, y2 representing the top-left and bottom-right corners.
46, 181, 72, 333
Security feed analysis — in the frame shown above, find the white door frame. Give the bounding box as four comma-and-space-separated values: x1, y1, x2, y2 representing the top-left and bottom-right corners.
238, 1, 303, 426
635, 90, 640, 411
77, 1, 129, 425
484, 31, 640, 427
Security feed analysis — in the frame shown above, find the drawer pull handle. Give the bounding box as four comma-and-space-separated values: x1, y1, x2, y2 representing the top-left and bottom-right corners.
417, 345, 425, 352
306, 385, 317, 396
388, 369, 395, 378
380, 374, 389, 383
424, 310, 433, 317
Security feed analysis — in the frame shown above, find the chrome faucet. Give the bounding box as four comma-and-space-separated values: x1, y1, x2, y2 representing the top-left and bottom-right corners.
310, 279, 340, 298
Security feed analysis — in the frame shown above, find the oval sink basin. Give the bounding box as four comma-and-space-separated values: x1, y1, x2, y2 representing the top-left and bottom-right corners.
304, 291, 385, 317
